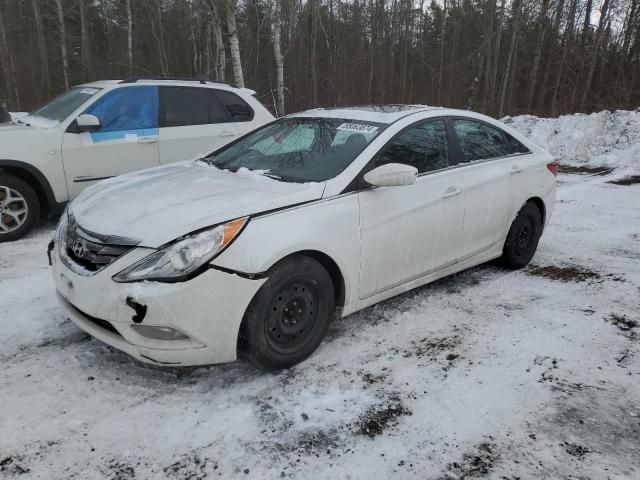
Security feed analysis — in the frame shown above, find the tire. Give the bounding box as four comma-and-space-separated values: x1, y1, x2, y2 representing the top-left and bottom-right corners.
242, 255, 335, 370
499, 202, 543, 269
0, 174, 40, 243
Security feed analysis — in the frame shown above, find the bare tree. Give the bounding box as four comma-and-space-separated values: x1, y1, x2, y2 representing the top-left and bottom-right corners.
31, 0, 51, 98
272, 0, 285, 115
525, 0, 550, 112
55, 0, 70, 90
580, 0, 614, 110
0, 3, 19, 109
498, 0, 521, 117
126, 0, 133, 76
79, 0, 94, 80
225, 0, 245, 87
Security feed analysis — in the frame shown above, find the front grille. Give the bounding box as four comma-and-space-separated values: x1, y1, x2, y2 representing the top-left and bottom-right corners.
60, 214, 138, 273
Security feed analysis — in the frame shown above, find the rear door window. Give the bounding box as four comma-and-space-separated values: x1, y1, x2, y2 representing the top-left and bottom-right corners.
377, 120, 450, 173
451, 119, 512, 162
159, 87, 230, 127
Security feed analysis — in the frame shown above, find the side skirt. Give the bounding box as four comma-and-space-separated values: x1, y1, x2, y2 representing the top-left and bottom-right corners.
342, 246, 503, 317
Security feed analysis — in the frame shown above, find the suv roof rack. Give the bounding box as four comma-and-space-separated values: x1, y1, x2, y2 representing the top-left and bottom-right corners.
118, 77, 234, 87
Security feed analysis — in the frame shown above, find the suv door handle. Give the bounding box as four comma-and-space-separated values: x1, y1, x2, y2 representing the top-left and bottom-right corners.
137, 136, 158, 144
442, 186, 462, 199
219, 131, 236, 137
510, 165, 522, 174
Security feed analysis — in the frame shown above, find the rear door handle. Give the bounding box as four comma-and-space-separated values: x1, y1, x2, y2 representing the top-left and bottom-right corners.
511, 165, 522, 174
442, 186, 462, 199
219, 131, 236, 138
137, 136, 158, 144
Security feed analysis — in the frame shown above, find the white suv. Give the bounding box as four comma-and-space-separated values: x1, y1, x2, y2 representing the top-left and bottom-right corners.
0, 78, 274, 242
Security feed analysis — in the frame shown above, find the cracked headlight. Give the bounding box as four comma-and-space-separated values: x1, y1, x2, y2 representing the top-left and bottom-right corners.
113, 217, 248, 283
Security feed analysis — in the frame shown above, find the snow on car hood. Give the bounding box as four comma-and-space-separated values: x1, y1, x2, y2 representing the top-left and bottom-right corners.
69, 160, 325, 248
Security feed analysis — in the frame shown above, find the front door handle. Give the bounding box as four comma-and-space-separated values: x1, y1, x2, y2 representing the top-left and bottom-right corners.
137, 136, 158, 144
442, 186, 462, 199
219, 131, 236, 138
511, 165, 522, 174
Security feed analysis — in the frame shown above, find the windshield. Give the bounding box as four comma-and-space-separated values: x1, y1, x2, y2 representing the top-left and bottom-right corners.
27, 86, 102, 125
208, 118, 385, 182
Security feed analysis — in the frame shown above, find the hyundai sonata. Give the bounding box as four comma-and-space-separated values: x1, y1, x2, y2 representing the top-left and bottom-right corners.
51, 105, 557, 369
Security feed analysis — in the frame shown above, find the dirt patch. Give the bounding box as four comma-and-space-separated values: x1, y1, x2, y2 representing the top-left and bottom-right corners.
439, 442, 498, 479
103, 460, 135, 480
404, 335, 462, 360
608, 175, 640, 186
359, 370, 388, 385
560, 165, 614, 175
294, 429, 341, 455
563, 442, 591, 458
607, 314, 638, 332
164, 454, 218, 479
0, 456, 30, 475
358, 393, 412, 438
527, 264, 601, 283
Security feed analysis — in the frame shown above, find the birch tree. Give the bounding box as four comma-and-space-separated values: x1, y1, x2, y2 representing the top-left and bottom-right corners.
55, 0, 70, 90
225, 0, 245, 87
272, 0, 285, 115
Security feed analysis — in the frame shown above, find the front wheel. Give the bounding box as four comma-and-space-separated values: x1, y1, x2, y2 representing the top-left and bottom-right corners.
499, 202, 543, 269
242, 255, 335, 370
0, 174, 40, 243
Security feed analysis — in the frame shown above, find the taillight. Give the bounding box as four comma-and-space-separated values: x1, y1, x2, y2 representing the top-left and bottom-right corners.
547, 161, 559, 177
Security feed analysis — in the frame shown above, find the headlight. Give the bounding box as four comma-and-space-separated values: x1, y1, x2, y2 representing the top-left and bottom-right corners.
113, 217, 248, 283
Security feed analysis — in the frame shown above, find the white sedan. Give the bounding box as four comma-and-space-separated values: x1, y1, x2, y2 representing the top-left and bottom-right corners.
50, 106, 557, 369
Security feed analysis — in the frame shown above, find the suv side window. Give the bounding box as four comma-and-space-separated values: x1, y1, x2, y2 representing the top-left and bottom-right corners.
214, 90, 254, 122
159, 87, 230, 127
83, 86, 158, 132
377, 120, 449, 174
451, 119, 512, 162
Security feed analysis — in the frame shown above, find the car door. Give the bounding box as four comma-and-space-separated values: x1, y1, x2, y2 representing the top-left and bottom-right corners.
448, 118, 531, 260
157, 86, 241, 164
357, 119, 466, 299
61, 86, 160, 198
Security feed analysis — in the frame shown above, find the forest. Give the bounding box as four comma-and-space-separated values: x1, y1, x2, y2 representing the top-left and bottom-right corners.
0, 0, 638, 118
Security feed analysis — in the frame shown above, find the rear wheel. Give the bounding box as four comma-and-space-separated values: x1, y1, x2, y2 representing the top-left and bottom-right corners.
242, 255, 335, 370
0, 174, 40, 243
499, 202, 543, 269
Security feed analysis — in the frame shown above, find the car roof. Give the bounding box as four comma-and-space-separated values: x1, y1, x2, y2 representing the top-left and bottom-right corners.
288, 105, 443, 124
75, 79, 255, 95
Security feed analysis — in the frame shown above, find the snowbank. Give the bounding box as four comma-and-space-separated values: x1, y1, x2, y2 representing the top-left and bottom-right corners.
503, 110, 640, 174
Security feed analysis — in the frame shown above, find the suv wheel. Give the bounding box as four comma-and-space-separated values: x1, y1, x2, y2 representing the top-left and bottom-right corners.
242, 255, 335, 370
0, 174, 40, 243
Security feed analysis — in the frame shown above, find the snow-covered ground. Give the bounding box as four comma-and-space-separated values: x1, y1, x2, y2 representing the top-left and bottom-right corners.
1, 112, 639, 479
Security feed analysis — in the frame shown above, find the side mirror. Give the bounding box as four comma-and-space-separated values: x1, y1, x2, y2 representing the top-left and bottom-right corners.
363, 163, 418, 187
75, 114, 101, 132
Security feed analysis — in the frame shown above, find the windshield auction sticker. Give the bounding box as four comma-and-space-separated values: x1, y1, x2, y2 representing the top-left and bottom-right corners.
336, 123, 379, 134
80, 88, 99, 95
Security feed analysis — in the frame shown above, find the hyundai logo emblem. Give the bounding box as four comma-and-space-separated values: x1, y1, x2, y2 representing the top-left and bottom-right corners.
72, 239, 86, 258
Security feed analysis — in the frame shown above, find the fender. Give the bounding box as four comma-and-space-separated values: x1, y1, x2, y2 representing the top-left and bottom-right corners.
0, 159, 67, 216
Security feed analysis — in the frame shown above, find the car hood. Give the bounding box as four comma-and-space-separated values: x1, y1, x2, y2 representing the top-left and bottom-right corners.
69, 160, 325, 248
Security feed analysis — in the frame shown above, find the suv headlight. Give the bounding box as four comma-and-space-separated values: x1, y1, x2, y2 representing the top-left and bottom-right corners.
113, 217, 248, 283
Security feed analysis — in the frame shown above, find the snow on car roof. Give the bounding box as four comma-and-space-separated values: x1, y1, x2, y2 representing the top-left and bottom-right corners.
288, 105, 442, 124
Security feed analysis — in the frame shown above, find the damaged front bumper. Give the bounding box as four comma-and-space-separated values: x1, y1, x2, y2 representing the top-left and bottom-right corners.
51, 242, 265, 366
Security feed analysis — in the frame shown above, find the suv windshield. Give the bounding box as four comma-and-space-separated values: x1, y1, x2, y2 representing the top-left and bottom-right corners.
208, 118, 385, 182
27, 87, 102, 125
